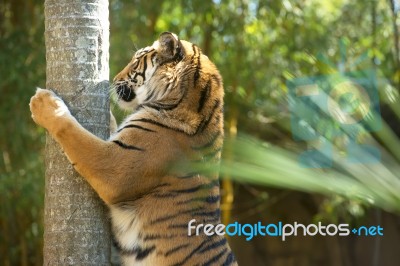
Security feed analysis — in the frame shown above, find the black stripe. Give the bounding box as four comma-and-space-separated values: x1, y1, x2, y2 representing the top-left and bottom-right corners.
199, 238, 227, 253
211, 74, 222, 87
191, 44, 197, 63
168, 223, 190, 229
196, 100, 221, 134
166, 81, 189, 110
192, 131, 221, 150
136, 71, 145, 78
191, 44, 201, 83
222, 251, 236, 266
144, 80, 189, 111
142, 55, 148, 76
135, 245, 156, 260
143, 233, 183, 241
112, 234, 155, 260
111, 234, 123, 252
113, 140, 144, 151
149, 183, 173, 197
152, 192, 177, 198
150, 52, 156, 66
131, 60, 139, 69
171, 185, 203, 194
197, 79, 211, 112
177, 195, 220, 205
172, 238, 213, 266
144, 234, 163, 241
192, 208, 221, 218
127, 216, 137, 231
144, 102, 179, 111
117, 124, 155, 133
215, 112, 222, 124
131, 72, 137, 82
205, 195, 220, 203
150, 207, 203, 225
171, 179, 219, 194
131, 118, 187, 134
194, 57, 201, 83
145, 88, 156, 102
203, 248, 227, 266
164, 243, 191, 257
160, 83, 171, 98
202, 147, 223, 161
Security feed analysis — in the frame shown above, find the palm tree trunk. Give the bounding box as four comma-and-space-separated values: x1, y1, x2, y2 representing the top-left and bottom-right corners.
43, 0, 111, 264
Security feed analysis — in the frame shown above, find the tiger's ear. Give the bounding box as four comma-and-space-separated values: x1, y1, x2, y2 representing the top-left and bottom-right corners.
157, 32, 183, 62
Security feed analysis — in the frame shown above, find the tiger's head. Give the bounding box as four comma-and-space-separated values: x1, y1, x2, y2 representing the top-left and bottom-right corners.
113, 32, 223, 135
113, 32, 186, 110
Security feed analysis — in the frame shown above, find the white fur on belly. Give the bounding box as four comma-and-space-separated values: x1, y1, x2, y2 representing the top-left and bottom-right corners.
110, 206, 142, 251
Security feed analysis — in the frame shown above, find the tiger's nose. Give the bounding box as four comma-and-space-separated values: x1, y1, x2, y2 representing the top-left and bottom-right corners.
116, 84, 136, 102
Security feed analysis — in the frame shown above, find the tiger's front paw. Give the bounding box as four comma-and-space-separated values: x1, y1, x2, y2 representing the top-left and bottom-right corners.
30, 88, 71, 132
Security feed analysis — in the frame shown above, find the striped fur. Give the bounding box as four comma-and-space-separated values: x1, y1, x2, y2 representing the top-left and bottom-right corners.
111, 32, 236, 265
30, 32, 237, 265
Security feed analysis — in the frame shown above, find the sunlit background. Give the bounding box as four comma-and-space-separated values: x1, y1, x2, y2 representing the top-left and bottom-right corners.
1, 0, 400, 265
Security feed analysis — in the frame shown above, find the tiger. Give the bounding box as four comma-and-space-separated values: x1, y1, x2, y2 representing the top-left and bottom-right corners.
30, 32, 237, 265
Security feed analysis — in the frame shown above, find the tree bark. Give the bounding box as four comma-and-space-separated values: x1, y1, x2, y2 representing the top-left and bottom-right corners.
44, 0, 111, 265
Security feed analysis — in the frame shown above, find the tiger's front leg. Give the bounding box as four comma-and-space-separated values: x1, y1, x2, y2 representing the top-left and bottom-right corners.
29, 88, 158, 204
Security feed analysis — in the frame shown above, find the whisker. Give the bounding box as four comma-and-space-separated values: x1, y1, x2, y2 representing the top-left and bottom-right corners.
111, 80, 129, 101
105, 85, 119, 106
132, 43, 138, 53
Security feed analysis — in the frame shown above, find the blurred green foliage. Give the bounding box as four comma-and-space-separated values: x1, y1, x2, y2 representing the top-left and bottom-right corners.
0, 0, 45, 265
1, 0, 400, 264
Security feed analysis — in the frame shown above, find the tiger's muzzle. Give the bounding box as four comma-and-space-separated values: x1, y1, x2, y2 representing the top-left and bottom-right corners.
116, 84, 136, 102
